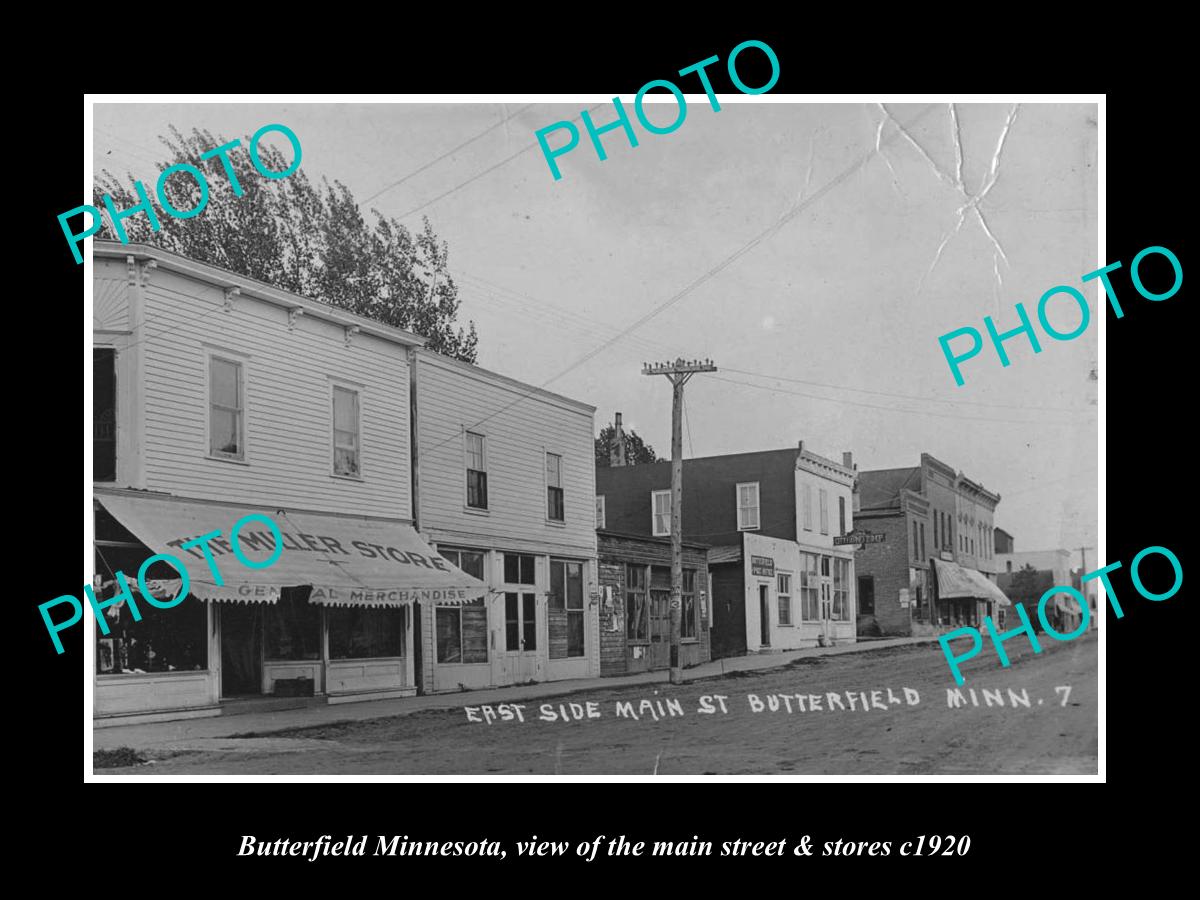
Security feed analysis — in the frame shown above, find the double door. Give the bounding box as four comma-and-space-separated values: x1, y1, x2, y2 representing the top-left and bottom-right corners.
496, 590, 539, 684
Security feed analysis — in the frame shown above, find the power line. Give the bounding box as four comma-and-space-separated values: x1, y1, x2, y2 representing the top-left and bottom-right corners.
396, 105, 605, 221
720, 365, 1089, 414
419, 105, 947, 454
362, 105, 534, 206
707, 372, 1091, 426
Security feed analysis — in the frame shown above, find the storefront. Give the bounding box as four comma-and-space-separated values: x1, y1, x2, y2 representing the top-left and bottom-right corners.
930, 558, 1011, 628
93, 491, 487, 723
418, 547, 600, 693
595, 531, 711, 676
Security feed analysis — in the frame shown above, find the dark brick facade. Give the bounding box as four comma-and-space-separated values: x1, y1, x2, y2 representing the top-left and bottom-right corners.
596, 531, 710, 675
596, 449, 799, 546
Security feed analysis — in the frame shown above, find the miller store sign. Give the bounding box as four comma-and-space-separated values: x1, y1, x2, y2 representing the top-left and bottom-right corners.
833, 528, 886, 549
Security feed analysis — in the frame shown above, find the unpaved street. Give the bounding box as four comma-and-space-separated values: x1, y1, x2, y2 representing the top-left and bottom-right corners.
98, 634, 1097, 775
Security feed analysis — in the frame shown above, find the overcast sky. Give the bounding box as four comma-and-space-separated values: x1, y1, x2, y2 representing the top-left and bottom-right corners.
93, 99, 1098, 555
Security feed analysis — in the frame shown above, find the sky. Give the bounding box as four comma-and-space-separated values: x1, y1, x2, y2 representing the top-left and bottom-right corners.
92, 99, 1099, 555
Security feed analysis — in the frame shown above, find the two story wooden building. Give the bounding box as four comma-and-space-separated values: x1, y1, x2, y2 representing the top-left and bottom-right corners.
410, 350, 600, 693
91, 242, 486, 723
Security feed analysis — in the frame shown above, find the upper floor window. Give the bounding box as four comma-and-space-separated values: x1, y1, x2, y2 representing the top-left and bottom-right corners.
777, 572, 792, 626
838, 495, 846, 536
94, 348, 116, 481
546, 452, 564, 522
737, 482, 760, 531
465, 431, 487, 509
802, 483, 813, 531
652, 490, 671, 536
595, 495, 606, 529
209, 356, 244, 460
332, 385, 360, 477
819, 488, 829, 535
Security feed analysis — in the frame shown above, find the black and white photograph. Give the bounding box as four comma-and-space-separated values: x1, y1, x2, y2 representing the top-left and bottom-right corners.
80, 94, 1101, 778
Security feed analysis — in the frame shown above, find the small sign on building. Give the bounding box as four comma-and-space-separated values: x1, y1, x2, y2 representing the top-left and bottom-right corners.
751, 555, 775, 577
898, 588, 911, 608
834, 528, 886, 548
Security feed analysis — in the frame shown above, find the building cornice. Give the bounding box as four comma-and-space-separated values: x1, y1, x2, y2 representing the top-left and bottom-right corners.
94, 241, 427, 350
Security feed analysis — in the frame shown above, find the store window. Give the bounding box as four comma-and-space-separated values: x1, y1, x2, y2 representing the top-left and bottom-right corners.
799, 553, 820, 621
626, 564, 648, 641
682, 569, 697, 638
832, 558, 850, 620
737, 482, 760, 531
777, 572, 792, 626
93, 547, 207, 674
329, 607, 406, 659
94, 348, 116, 482
465, 431, 488, 509
546, 452, 565, 521
264, 588, 321, 660
651, 490, 671, 536
503, 553, 536, 585
549, 559, 585, 658
209, 355, 244, 459
436, 549, 488, 664
332, 385, 361, 477
858, 575, 875, 614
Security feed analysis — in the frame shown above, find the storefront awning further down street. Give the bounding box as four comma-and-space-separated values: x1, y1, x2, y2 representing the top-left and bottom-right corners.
96, 494, 488, 607
933, 559, 1012, 607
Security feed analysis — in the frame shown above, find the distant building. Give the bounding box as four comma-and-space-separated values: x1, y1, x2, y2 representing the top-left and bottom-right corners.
597, 443, 857, 659
994, 527, 1015, 555
855, 453, 1008, 636
996, 545, 1086, 634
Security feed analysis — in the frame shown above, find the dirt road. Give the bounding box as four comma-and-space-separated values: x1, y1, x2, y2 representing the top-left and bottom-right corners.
98, 633, 1097, 775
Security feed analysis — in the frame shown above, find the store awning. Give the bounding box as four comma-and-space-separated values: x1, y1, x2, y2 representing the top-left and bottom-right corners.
933, 559, 1011, 607
96, 494, 488, 607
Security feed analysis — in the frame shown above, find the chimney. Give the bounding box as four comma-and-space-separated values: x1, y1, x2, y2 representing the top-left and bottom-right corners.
843, 451, 854, 470
611, 412, 627, 467
797, 440, 804, 454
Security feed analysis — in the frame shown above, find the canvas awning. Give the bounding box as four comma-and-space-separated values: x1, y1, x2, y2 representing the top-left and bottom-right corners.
96, 494, 487, 607
933, 559, 1011, 607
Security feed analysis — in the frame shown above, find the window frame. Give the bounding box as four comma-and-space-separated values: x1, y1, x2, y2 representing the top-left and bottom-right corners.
545, 451, 565, 523
206, 352, 247, 462
777, 571, 793, 626
464, 430, 488, 512
838, 495, 846, 536
330, 381, 363, 480
802, 483, 814, 532
595, 495, 606, 530
549, 558, 586, 658
93, 346, 117, 483
651, 489, 671, 537
681, 568, 698, 639
858, 574, 875, 615
819, 488, 829, 536
736, 481, 761, 531
435, 548, 489, 665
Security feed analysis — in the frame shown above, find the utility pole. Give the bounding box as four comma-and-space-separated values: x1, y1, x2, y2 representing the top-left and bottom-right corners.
643, 358, 717, 684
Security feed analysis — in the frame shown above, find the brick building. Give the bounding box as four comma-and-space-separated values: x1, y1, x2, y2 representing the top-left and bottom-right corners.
597, 441, 856, 659
855, 453, 1007, 636
595, 531, 710, 675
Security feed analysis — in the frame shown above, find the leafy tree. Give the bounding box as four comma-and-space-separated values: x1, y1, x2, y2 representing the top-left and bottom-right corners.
1004, 563, 1055, 630
94, 125, 478, 362
595, 424, 661, 467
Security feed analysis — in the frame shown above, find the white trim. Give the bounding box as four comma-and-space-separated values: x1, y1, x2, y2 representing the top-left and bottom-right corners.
463, 428, 488, 513
329, 379, 363, 479
651, 489, 671, 537
736, 481, 761, 531
204, 350, 248, 463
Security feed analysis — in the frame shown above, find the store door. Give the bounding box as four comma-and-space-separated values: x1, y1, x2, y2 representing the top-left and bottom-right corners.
497, 591, 539, 684
759, 584, 771, 647
220, 603, 263, 697
649, 588, 672, 669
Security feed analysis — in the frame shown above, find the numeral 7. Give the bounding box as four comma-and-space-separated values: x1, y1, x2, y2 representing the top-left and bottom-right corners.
1054, 685, 1072, 706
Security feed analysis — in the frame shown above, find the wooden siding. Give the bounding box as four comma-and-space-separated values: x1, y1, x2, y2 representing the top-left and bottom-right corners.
413, 350, 596, 557
134, 264, 411, 518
